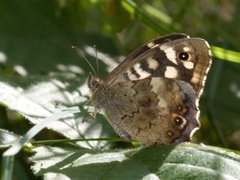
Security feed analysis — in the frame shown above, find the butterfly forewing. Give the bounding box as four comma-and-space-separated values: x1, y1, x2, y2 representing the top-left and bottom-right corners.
105, 34, 190, 85
107, 37, 211, 96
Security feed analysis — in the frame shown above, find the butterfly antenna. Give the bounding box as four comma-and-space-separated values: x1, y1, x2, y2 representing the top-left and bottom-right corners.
93, 45, 99, 76
72, 45, 97, 75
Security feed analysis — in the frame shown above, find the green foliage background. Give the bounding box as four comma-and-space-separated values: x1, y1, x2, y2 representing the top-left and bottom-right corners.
0, 0, 240, 179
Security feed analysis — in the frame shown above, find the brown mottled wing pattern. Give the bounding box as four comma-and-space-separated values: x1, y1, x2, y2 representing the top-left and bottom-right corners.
89, 33, 212, 145
99, 77, 199, 145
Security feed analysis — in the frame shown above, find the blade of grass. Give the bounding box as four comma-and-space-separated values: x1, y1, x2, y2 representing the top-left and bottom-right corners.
121, 0, 174, 34
212, 46, 240, 64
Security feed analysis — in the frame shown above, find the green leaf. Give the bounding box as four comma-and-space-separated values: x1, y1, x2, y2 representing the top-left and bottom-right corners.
0, 73, 115, 149
0, 129, 20, 149
30, 143, 240, 179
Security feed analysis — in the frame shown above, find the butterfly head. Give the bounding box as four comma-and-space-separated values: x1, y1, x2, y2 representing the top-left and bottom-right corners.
88, 73, 103, 93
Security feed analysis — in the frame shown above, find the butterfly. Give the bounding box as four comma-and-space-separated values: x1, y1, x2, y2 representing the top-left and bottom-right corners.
88, 34, 212, 145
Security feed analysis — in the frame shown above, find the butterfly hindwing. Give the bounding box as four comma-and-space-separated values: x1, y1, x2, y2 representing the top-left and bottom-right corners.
96, 77, 199, 145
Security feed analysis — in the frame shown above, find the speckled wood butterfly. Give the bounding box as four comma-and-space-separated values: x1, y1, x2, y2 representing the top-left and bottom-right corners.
88, 34, 212, 145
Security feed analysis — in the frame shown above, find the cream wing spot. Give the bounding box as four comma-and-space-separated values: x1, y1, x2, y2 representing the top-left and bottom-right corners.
147, 57, 159, 70
182, 61, 194, 69
133, 63, 151, 79
164, 66, 178, 78
126, 69, 138, 80
183, 46, 191, 52
165, 48, 178, 64
191, 72, 201, 84
160, 46, 178, 65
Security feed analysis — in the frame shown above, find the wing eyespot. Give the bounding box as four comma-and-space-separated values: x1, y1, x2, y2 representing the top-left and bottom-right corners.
178, 51, 191, 61
174, 116, 184, 126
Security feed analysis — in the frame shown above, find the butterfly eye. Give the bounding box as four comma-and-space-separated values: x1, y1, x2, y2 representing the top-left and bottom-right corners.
178, 51, 190, 61
88, 74, 101, 91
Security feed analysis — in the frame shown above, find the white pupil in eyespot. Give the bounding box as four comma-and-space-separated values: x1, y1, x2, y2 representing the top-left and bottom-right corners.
179, 52, 189, 60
